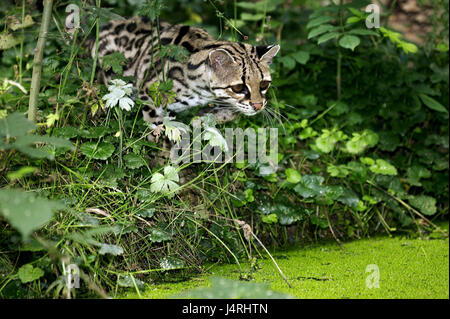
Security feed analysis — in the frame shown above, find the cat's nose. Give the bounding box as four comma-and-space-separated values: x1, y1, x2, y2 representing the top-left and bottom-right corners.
251, 102, 263, 111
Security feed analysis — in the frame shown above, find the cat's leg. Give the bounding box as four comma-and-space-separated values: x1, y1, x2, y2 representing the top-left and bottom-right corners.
197, 106, 238, 124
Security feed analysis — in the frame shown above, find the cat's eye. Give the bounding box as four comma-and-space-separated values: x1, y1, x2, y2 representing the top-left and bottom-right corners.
260, 81, 271, 91
231, 84, 246, 94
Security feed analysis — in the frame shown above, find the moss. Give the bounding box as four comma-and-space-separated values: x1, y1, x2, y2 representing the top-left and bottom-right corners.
120, 224, 449, 299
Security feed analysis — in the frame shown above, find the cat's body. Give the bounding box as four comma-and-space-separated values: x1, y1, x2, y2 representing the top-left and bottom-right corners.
89, 16, 279, 124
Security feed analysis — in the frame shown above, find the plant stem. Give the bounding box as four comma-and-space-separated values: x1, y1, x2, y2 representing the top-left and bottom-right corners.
28, 0, 53, 122
89, 0, 101, 87
18, 0, 25, 83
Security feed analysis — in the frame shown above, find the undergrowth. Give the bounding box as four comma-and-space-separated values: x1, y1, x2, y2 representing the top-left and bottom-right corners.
0, 0, 448, 298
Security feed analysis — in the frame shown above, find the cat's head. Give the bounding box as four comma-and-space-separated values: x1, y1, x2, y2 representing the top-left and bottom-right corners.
207, 44, 280, 116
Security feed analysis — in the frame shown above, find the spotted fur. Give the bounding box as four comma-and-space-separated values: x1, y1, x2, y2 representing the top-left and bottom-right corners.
89, 16, 280, 124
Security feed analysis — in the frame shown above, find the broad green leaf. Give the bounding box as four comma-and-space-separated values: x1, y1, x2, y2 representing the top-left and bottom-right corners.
261, 213, 278, 224
307, 15, 334, 29
258, 202, 303, 225
0, 189, 65, 239
0, 112, 36, 137
98, 243, 124, 256
124, 153, 146, 169
408, 195, 437, 216
308, 24, 335, 39
118, 275, 145, 289
17, 264, 44, 283
240, 12, 265, 21
369, 159, 398, 175
79, 127, 111, 138
159, 256, 184, 270
150, 166, 179, 196
310, 215, 328, 229
419, 94, 448, 113
327, 164, 349, 178
293, 174, 325, 198
339, 35, 360, 51
406, 165, 431, 186
52, 126, 79, 138
203, 127, 228, 152
149, 228, 172, 243
399, 42, 418, 54
80, 142, 115, 160
317, 32, 339, 44
278, 56, 296, 70
135, 207, 156, 218
291, 51, 310, 64
337, 189, 360, 208
285, 168, 302, 184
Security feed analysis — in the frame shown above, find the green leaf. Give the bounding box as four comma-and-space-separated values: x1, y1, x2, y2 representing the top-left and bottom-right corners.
261, 213, 278, 224
399, 42, 418, 54
257, 203, 303, 225
135, 207, 155, 218
0, 112, 36, 137
240, 12, 265, 21
278, 56, 296, 70
327, 164, 349, 178
98, 243, 124, 256
118, 275, 145, 289
124, 153, 146, 169
52, 126, 79, 138
150, 166, 180, 197
369, 159, 398, 176
337, 189, 360, 208
17, 264, 44, 283
317, 32, 339, 44
79, 127, 111, 138
408, 195, 437, 216
149, 228, 172, 243
0, 189, 65, 239
419, 94, 448, 113
339, 35, 360, 51
348, 29, 379, 36
307, 15, 334, 29
7, 166, 37, 181
308, 24, 335, 39
101, 52, 128, 75
80, 142, 115, 160
406, 165, 431, 186
285, 168, 302, 184
310, 215, 328, 229
346, 16, 362, 24
159, 256, 184, 270
291, 51, 310, 65
293, 175, 325, 198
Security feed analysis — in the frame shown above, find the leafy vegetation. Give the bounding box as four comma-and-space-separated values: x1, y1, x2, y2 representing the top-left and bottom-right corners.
0, 0, 448, 298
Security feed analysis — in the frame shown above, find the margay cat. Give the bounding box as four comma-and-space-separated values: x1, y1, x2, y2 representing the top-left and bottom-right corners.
89, 16, 280, 125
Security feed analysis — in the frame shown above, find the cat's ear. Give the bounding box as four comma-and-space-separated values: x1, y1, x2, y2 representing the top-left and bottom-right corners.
256, 44, 280, 64
208, 49, 236, 69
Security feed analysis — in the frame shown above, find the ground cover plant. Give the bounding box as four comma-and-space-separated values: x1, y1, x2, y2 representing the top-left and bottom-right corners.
0, 0, 448, 298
